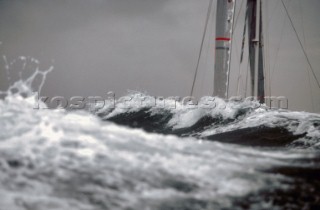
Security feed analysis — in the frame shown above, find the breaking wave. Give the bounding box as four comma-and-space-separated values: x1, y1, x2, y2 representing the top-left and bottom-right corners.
0, 56, 320, 210
94, 92, 320, 150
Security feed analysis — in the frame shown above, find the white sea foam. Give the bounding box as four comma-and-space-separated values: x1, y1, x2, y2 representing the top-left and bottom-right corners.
92, 90, 320, 149
1, 55, 320, 209
96, 92, 262, 126
1, 91, 313, 209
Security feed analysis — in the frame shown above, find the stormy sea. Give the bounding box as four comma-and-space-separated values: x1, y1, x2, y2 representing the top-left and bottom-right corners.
1, 57, 320, 210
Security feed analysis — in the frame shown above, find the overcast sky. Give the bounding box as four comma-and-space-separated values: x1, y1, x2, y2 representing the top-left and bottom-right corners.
0, 0, 319, 112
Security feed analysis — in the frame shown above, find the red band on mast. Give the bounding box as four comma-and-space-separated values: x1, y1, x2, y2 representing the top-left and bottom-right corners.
215, 37, 231, 41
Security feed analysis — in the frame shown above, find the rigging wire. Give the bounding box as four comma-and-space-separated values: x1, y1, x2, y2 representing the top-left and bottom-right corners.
231, 0, 244, 64
244, 56, 250, 97
190, 0, 213, 96
231, 0, 244, 69
262, 0, 271, 97
233, 0, 245, 32
239, 4, 248, 63
236, 0, 247, 96
299, 0, 315, 112
200, 6, 215, 95
226, 0, 237, 98
281, 0, 320, 89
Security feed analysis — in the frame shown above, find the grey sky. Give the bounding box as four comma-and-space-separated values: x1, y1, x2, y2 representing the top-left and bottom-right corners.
0, 0, 319, 112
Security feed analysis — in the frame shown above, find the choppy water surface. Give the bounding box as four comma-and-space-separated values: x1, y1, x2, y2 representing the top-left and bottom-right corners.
0, 57, 320, 210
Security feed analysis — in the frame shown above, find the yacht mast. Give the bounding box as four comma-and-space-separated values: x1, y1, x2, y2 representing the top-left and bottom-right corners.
213, 0, 235, 98
247, 0, 265, 102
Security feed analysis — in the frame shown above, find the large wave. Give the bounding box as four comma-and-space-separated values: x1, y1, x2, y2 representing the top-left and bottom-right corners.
93, 92, 320, 150
1, 56, 320, 209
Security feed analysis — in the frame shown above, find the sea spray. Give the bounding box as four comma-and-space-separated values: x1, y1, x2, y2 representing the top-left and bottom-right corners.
0, 56, 320, 209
